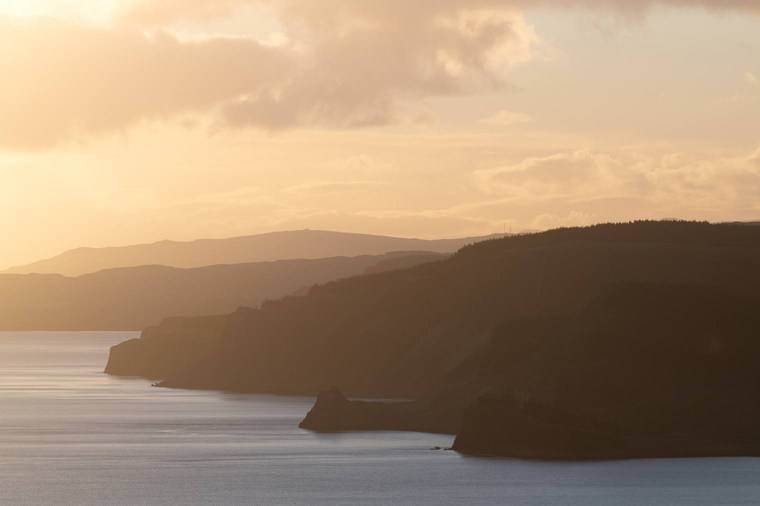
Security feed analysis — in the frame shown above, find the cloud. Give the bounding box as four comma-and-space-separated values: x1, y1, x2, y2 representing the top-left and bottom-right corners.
0, 1, 539, 149
283, 181, 389, 195
0, 17, 290, 149
218, 2, 538, 130
746, 72, 759, 86
119, 0, 760, 24
479, 109, 534, 127
474, 147, 760, 216
3, 0, 760, 149
749, 147, 760, 168
474, 150, 647, 199
118, 0, 247, 26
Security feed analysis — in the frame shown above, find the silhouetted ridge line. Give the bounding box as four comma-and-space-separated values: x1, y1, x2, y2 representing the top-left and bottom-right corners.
5, 229, 505, 276
0, 252, 444, 330
456, 220, 757, 258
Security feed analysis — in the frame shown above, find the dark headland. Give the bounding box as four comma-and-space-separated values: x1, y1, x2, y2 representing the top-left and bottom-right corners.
106, 221, 760, 459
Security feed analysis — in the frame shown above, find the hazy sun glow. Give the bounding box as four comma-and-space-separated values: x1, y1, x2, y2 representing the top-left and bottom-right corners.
0, 0, 122, 23
0, 0, 52, 17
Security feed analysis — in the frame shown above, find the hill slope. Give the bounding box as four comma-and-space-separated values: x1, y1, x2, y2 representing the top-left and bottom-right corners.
106, 221, 760, 458
106, 220, 760, 393
0, 252, 443, 331
5, 230, 499, 276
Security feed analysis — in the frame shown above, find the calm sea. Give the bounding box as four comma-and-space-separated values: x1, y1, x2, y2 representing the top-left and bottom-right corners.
2, 331, 760, 505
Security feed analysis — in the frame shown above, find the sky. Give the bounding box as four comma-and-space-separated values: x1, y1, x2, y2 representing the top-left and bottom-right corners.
1, 0, 759, 268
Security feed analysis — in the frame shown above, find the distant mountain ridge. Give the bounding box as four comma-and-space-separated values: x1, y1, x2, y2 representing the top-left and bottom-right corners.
0, 251, 444, 331
4, 230, 505, 277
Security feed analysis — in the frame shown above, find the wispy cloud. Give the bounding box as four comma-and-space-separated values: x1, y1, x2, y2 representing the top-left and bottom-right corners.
475, 147, 760, 216
119, 0, 760, 26
479, 109, 534, 128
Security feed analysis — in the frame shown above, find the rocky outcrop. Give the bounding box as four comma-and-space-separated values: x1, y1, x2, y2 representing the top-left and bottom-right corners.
299, 388, 460, 434
299, 388, 417, 432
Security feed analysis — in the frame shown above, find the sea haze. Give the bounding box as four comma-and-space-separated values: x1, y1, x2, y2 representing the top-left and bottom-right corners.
2, 332, 760, 506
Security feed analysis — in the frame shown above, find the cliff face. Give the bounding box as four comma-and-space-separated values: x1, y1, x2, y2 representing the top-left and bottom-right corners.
452, 395, 760, 460
106, 221, 760, 458
450, 283, 760, 458
105, 315, 226, 378
302, 283, 760, 459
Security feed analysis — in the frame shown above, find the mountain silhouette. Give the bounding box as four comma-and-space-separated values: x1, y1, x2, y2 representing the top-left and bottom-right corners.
0, 252, 443, 330
5, 230, 502, 277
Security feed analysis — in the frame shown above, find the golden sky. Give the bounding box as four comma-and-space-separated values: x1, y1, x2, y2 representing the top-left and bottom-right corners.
1, 0, 759, 268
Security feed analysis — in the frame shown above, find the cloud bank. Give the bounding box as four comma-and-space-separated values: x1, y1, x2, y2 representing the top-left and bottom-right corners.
1, 0, 758, 148
0, 17, 289, 148
0, 1, 538, 148
474, 147, 760, 222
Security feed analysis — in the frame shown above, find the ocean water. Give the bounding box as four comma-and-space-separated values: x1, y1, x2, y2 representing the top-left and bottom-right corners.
2, 332, 760, 505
